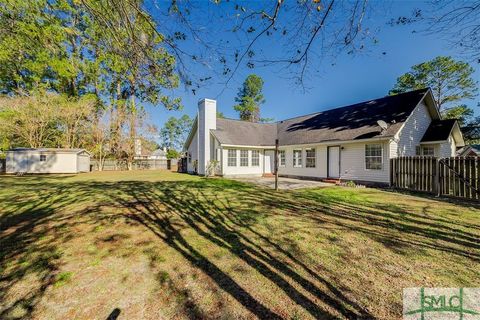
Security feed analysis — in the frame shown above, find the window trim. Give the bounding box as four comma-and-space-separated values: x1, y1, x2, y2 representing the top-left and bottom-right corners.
240, 150, 249, 167
421, 145, 435, 156
227, 149, 237, 167
251, 150, 260, 167
278, 150, 286, 167
305, 148, 316, 168
293, 149, 302, 168
415, 146, 421, 156
365, 144, 383, 170
40, 154, 47, 162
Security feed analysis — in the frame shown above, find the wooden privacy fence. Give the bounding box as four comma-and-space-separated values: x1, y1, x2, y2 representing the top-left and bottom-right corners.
91, 159, 169, 171
390, 156, 480, 201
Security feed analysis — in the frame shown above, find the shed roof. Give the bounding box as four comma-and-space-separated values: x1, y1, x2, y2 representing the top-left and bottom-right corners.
10, 148, 90, 155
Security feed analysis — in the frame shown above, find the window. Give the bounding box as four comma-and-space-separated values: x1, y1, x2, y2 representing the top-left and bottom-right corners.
305, 148, 316, 168
422, 146, 435, 156
365, 144, 382, 170
251, 150, 259, 166
293, 149, 302, 167
240, 150, 249, 166
278, 150, 285, 167
415, 146, 421, 156
188, 152, 192, 163
40, 155, 46, 162
228, 149, 237, 167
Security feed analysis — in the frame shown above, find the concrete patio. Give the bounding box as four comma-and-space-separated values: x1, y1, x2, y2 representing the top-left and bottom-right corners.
232, 176, 334, 190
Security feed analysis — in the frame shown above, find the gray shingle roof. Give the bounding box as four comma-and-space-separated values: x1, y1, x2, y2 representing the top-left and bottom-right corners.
212, 89, 430, 146
277, 88, 429, 145
420, 119, 457, 142
213, 118, 277, 146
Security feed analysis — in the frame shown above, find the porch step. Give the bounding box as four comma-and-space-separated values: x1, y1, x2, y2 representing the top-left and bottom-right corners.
262, 173, 275, 177
322, 179, 341, 185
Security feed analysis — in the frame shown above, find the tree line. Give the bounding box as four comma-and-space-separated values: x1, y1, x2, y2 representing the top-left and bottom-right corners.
0, 1, 477, 163
0, 0, 179, 169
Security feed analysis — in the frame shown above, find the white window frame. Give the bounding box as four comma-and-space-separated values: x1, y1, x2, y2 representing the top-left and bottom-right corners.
240, 150, 249, 167
293, 149, 302, 168
40, 154, 47, 162
305, 148, 316, 168
365, 144, 383, 170
251, 150, 260, 166
188, 152, 192, 163
415, 146, 421, 156
278, 150, 285, 167
422, 145, 435, 156
228, 149, 237, 167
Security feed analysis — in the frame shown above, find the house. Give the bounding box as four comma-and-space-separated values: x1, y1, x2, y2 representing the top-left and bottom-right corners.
457, 144, 480, 157
6, 148, 91, 174
134, 138, 168, 160
134, 148, 168, 160
184, 88, 465, 185
149, 149, 168, 160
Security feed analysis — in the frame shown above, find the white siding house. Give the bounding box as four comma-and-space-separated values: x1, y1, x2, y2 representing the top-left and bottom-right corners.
6, 148, 91, 174
184, 89, 464, 185
395, 102, 434, 156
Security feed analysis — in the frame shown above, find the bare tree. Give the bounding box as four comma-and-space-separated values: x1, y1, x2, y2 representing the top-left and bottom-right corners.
88, 113, 111, 171
0, 93, 60, 148
58, 95, 97, 149
79, 0, 373, 91
391, 1, 480, 62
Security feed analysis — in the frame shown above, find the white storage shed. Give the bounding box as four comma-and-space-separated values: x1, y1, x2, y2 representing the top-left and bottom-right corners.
6, 148, 91, 174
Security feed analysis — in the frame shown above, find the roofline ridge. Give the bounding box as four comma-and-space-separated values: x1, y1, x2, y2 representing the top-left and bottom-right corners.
218, 117, 277, 125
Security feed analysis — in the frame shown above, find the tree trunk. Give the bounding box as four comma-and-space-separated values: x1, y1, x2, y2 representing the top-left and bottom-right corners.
127, 95, 136, 171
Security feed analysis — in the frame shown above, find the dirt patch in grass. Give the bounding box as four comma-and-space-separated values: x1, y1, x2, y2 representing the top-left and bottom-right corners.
0, 171, 478, 319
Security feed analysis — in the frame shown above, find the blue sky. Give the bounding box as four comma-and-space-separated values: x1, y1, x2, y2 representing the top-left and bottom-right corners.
145, 1, 480, 136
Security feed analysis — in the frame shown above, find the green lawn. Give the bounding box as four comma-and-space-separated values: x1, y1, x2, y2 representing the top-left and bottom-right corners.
0, 170, 479, 319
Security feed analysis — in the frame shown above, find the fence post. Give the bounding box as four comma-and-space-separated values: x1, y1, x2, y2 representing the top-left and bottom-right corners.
389, 158, 394, 187
435, 158, 440, 197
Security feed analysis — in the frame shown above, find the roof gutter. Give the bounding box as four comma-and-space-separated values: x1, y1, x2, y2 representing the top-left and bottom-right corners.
220, 136, 393, 149
419, 140, 448, 144
220, 144, 276, 148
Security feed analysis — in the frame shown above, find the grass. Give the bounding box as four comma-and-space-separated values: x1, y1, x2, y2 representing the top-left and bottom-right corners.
0, 170, 479, 319
53, 272, 73, 288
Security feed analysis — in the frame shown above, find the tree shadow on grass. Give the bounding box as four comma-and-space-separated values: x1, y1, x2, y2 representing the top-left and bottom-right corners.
0, 189, 89, 319
0, 175, 118, 319
1, 177, 478, 319
296, 189, 480, 261
117, 184, 368, 319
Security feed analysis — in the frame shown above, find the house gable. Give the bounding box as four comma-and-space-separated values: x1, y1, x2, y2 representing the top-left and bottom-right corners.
393, 89, 465, 157
394, 100, 433, 156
